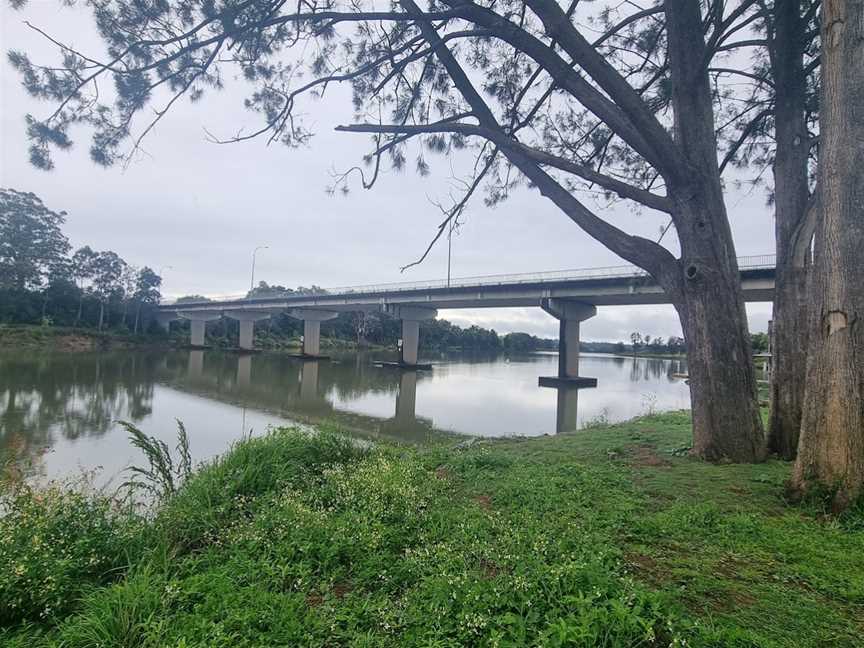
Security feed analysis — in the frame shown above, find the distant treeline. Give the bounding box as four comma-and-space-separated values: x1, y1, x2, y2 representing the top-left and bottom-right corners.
1, 189, 163, 333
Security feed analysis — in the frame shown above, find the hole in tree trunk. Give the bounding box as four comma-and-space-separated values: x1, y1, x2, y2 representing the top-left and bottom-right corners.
686, 265, 699, 280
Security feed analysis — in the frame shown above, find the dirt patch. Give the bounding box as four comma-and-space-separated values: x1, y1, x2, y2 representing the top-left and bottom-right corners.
54, 334, 98, 352
474, 494, 493, 510
624, 552, 668, 586
305, 593, 324, 608
434, 465, 451, 480
627, 443, 672, 468
477, 557, 501, 579
306, 582, 352, 607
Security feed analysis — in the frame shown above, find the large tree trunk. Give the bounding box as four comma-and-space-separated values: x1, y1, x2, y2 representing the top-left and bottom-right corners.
664, 0, 766, 462
98, 301, 105, 330
671, 199, 766, 462
792, 0, 864, 510
767, 0, 813, 459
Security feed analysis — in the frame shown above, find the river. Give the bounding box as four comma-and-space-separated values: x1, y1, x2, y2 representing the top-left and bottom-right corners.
0, 348, 692, 485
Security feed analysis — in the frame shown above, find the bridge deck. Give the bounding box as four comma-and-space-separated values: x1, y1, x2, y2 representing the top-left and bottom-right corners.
159, 254, 776, 312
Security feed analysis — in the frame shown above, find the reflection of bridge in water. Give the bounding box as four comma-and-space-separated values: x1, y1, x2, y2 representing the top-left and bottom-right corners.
183, 350, 638, 436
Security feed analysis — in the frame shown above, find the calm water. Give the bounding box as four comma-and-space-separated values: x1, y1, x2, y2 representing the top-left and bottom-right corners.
0, 348, 691, 484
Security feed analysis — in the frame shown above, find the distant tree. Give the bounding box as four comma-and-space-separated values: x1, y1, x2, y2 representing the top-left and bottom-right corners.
71, 246, 97, 326
119, 263, 139, 329
666, 336, 686, 355
630, 333, 643, 355
750, 332, 770, 354
133, 267, 162, 333
90, 251, 126, 330
247, 281, 294, 299
614, 342, 626, 355
176, 295, 212, 304
0, 189, 70, 290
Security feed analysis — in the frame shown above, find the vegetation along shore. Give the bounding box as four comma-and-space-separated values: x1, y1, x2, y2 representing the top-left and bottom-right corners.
2, 412, 862, 647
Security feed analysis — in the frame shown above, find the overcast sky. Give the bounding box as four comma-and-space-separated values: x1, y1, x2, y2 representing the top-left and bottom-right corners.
0, 1, 774, 341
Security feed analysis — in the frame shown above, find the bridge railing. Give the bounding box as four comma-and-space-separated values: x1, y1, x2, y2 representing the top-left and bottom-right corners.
164, 254, 776, 306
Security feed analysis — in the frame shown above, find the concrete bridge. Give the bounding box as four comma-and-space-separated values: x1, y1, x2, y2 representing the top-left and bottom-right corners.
156, 254, 775, 386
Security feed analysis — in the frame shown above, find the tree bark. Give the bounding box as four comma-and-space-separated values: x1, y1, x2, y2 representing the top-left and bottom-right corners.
792, 0, 864, 510
98, 301, 105, 330
767, 0, 813, 459
664, 0, 766, 462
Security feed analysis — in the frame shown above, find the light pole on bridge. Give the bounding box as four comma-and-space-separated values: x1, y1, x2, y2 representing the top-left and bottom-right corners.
250, 245, 269, 292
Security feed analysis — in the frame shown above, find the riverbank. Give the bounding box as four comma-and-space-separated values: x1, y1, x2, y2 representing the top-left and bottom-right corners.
2, 412, 862, 647
0, 325, 167, 352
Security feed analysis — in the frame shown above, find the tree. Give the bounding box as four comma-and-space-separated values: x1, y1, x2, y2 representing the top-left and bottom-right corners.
630, 332, 643, 355
70, 246, 97, 326
791, 0, 863, 511
0, 188, 70, 290
718, 1, 821, 459
90, 251, 126, 330
10, 0, 771, 461
133, 267, 162, 333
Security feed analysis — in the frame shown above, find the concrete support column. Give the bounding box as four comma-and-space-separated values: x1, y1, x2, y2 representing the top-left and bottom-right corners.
288, 309, 338, 357
304, 320, 322, 356
555, 387, 580, 433
190, 320, 206, 346
225, 311, 274, 351
401, 319, 421, 365
539, 299, 598, 388
385, 305, 437, 367
178, 310, 222, 348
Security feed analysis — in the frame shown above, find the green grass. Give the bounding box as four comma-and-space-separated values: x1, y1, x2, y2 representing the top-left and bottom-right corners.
2, 413, 862, 647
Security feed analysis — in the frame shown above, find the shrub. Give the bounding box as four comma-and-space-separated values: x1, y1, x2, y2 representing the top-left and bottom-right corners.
154, 426, 367, 553
0, 484, 139, 624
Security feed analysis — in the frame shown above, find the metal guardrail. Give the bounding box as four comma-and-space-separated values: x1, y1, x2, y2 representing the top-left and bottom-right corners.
164, 254, 776, 306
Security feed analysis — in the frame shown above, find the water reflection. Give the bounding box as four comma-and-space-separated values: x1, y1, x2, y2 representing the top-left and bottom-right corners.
1, 349, 691, 482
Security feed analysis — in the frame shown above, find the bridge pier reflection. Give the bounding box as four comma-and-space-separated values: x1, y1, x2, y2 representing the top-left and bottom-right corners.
299, 359, 320, 402
237, 354, 252, 387
394, 370, 417, 424
187, 349, 204, 379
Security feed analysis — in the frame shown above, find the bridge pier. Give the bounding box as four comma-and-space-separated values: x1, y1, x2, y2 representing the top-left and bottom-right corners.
539, 299, 598, 388
178, 310, 222, 348
225, 311, 272, 351
289, 309, 338, 357
383, 305, 437, 368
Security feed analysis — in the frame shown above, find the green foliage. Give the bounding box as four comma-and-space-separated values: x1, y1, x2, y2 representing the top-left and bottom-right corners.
121, 420, 192, 501
153, 426, 367, 554
0, 188, 70, 291
0, 484, 139, 625
3, 414, 863, 646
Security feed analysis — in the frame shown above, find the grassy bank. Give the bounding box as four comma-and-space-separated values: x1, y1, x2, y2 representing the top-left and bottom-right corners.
2, 413, 862, 647
0, 325, 168, 352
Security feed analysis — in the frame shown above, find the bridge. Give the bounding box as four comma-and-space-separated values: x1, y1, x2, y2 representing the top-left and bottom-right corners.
156, 254, 775, 386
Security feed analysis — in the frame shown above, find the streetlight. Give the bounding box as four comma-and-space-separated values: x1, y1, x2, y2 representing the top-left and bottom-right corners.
250, 245, 269, 291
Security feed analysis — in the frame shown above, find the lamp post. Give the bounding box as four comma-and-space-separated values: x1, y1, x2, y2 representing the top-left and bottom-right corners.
250, 245, 269, 292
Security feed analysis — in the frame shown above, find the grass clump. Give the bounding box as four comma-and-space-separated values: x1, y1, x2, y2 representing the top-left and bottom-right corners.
2, 413, 863, 647
0, 483, 140, 625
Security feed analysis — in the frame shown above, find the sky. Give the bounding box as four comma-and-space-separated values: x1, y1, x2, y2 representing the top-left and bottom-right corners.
0, 1, 774, 341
